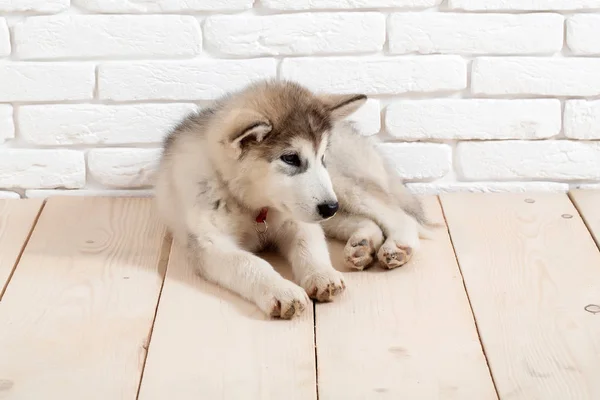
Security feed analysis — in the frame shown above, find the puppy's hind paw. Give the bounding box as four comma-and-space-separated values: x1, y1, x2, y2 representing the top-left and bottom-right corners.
344, 237, 376, 270
377, 240, 414, 270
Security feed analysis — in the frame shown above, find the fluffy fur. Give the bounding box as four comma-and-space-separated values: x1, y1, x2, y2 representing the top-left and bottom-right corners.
154, 80, 430, 319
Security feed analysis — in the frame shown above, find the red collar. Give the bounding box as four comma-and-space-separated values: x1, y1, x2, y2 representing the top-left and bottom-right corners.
255, 207, 268, 223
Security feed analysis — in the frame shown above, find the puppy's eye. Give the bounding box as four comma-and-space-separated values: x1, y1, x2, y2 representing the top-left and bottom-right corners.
321, 156, 326, 167
280, 153, 301, 167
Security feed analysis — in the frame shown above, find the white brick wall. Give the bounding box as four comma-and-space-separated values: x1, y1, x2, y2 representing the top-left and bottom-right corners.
1, 2, 599, 195
457, 141, 600, 180
564, 100, 600, 140
0, 191, 20, 199
205, 13, 385, 57
0, 106, 13, 143
448, 0, 600, 11
14, 15, 202, 60
385, 99, 561, 140
0, 63, 94, 102
0, 150, 85, 189
98, 59, 277, 100
389, 13, 564, 55
87, 148, 161, 188
0, 18, 9, 57
74, 0, 253, 13
18, 104, 197, 145
262, 0, 442, 9
281, 56, 467, 95
0, 0, 69, 13
567, 15, 600, 55
472, 57, 600, 97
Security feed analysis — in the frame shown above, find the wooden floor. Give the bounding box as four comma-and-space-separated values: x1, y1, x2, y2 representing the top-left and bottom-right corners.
1, 192, 599, 400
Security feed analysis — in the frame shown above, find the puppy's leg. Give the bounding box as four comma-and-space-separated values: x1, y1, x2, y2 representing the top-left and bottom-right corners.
277, 221, 345, 302
321, 211, 384, 270
188, 232, 309, 319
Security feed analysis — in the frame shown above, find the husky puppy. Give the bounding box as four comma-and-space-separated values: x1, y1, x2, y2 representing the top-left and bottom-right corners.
155, 80, 430, 319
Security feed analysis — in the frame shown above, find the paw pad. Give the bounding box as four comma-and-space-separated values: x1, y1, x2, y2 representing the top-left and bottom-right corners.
344, 237, 376, 270
378, 243, 413, 270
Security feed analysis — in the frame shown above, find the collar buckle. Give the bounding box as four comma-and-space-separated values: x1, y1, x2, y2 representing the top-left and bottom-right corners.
255, 207, 269, 234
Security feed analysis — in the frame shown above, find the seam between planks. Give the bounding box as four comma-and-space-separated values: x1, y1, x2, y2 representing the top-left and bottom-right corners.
0, 199, 47, 302
568, 191, 600, 252
135, 232, 173, 400
436, 195, 501, 400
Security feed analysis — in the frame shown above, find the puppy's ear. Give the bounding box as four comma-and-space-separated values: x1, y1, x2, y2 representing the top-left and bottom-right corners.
227, 109, 272, 152
318, 93, 368, 120
230, 121, 272, 148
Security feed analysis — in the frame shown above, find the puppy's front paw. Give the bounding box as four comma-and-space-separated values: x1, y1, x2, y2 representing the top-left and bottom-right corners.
301, 269, 346, 302
258, 280, 309, 319
344, 237, 377, 270
377, 239, 414, 270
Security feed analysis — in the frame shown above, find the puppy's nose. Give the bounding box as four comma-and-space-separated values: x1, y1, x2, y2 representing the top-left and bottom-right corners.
317, 202, 339, 219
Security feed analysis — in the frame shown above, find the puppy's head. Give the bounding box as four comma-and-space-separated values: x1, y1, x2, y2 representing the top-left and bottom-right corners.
221, 81, 366, 223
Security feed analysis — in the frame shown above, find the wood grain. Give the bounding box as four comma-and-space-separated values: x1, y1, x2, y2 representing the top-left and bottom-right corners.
137, 244, 317, 400
0, 197, 167, 400
0, 199, 44, 298
440, 193, 600, 400
315, 196, 497, 400
570, 190, 600, 249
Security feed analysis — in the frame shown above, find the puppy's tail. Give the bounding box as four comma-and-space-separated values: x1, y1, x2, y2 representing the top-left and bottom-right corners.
401, 193, 445, 239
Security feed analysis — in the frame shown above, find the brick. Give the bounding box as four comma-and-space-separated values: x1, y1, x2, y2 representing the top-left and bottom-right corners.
0, 0, 68, 13
0, 19, 9, 57
14, 16, 201, 60
262, 0, 441, 9
376, 143, 451, 180
472, 57, 600, 97
204, 13, 385, 57
385, 99, 561, 140
281, 56, 466, 95
1, 105, 13, 143
26, 189, 154, 198
564, 100, 600, 140
567, 15, 600, 55
0, 63, 94, 102
0, 191, 20, 199
88, 149, 161, 188
457, 141, 600, 180
346, 99, 380, 135
74, 0, 252, 12
0, 150, 85, 189
408, 182, 569, 195
99, 59, 277, 101
389, 13, 563, 55
449, 0, 600, 10
18, 104, 197, 146
574, 183, 600, 190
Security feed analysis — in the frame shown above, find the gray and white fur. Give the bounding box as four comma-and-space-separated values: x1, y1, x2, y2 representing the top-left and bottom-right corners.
154, 79, 431, 319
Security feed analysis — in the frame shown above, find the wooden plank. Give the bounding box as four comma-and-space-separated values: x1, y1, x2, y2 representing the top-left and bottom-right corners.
440, 193, 600, 400
0, 197, 167, 400
315, 196, 497, 400
138, 245, 317, 400
570, 189, 600, 248
0, 199, 44, 297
